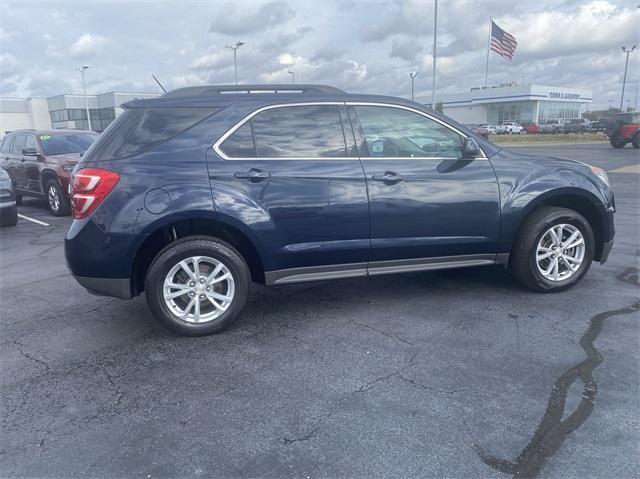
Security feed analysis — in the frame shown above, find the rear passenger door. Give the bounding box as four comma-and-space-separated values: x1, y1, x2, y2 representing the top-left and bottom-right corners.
207, 103, 370, 283
22, 135, 42, 193
8, 134, 27, 190
348, 104, 500, 268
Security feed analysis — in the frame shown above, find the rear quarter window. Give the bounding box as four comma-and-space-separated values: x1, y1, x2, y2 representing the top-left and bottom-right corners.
83, 107, 219, 161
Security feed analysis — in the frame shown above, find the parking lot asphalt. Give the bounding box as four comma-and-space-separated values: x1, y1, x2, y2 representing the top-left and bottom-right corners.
1, 143, 638, 478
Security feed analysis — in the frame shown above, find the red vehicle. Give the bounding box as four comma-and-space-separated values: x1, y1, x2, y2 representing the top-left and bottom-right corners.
521, 122, 540, 134
608, 112, 640, 149
0, 129, 98, 215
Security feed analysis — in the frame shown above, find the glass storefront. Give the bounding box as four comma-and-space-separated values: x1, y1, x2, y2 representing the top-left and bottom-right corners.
485, 100, 584, 124
49, 107, 115, 132
537, 101, 583, 123
487, 101, 537, 124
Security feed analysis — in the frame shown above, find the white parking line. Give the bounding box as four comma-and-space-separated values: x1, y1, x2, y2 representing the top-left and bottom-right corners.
18, 214, 50, 226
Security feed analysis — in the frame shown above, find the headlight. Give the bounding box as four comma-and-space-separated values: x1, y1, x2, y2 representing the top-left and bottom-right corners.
590, 166, 610, 187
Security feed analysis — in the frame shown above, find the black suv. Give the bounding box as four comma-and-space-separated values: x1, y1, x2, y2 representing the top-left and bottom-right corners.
64, 84, 615, 336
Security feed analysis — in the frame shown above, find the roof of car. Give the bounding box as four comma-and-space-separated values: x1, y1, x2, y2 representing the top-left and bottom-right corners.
6, 129, 98, 135
123, 84, 430, 111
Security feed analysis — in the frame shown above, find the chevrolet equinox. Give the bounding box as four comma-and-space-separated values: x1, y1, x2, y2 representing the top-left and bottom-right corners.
64, 85, 615, 336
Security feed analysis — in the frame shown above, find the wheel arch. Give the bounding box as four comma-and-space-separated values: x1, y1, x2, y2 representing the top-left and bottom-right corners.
131, 214, 265, 296
509, 188, 607, 262
41, 168, 59, 191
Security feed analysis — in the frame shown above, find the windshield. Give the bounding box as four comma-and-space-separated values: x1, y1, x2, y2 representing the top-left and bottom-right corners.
38, 132, 98, 156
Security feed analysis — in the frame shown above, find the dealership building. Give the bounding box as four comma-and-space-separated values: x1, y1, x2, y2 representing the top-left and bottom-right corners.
438, 83, 593, 125
0, 91, 159, 135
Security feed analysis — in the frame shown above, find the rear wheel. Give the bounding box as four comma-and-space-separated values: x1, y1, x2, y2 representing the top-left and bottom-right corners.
511, 207, 594, 292
46, 179, 70, 216
610, 138, 626, 149
15, 194, 22, 206
632, 134, 640, 149
145, 236, 251, 336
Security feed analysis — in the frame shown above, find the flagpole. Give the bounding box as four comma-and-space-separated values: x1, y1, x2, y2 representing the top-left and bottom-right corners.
485, 17, 491, 87
431, 0, 438, 108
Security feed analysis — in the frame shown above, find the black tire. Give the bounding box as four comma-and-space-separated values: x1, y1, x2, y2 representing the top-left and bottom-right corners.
511, 207, 594, 293
632, 134, 640, 149
45, 179, 70, 216
610, 138, 626, 149
145, 236, 251, 336
15, 194, 22, 206
0, 205, 18, 227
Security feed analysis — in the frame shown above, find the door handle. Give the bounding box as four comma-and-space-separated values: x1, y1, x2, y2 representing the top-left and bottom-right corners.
234, 168, 271, 182
371, 171, 404, 183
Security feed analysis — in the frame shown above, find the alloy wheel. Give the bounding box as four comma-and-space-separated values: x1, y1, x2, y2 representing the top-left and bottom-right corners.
48, 185, 60, 213
162, 255, 235, 323
536, 224, 585, 282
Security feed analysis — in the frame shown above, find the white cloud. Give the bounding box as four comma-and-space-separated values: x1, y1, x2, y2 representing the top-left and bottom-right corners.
69, 33, 110, 58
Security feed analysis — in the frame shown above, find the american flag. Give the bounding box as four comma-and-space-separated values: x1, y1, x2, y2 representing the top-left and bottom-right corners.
490, 20, 517, 61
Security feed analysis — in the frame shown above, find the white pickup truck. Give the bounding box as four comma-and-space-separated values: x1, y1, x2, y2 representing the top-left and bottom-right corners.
496, 121, 525, 134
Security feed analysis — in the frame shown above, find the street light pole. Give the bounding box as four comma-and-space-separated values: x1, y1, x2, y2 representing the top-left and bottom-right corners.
431, 0, 438, 108
409, 72, 419, 101
79, 65, 92, 131
226, 41, 245, 85
288, 70, 295, 84
620, 45, 636, 110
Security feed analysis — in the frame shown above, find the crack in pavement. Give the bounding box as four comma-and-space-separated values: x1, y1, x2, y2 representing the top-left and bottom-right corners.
13, 341, 51, 375
281, 349, 468, 445
473, 267, 640, 478
351, 319, 417, 346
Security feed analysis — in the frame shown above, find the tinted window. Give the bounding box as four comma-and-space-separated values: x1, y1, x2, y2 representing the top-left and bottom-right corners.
355, 106, 463, 158
24, 135, 38, 151
219, 122, 256, 158
38, 133, 96, 156
0, 136, 12, 154
11, 135, 26, 155
84, 107, 219, 161
250, 105, 347, 158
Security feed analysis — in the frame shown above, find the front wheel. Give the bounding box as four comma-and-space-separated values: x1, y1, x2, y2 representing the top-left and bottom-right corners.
46, 180, 70, 216
145, 237, 251, 336
632, 134, 640, 149
511, 207, 594, 292
610, 138, 626, 149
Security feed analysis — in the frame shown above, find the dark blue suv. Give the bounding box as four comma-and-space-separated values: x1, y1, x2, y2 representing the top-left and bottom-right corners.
64, 84, 615, 336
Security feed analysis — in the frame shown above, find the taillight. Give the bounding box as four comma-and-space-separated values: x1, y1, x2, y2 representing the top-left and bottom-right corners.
70, 168, 120, 219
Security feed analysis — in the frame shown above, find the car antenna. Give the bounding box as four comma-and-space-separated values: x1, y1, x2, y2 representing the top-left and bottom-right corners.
152, 74, 167, 93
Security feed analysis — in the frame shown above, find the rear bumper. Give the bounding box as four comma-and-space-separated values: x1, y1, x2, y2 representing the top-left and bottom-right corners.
65, 218, 145, 299
73, 275, 132, 299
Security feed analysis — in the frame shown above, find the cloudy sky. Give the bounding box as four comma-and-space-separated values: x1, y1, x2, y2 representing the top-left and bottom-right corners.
1, 0, 638, 109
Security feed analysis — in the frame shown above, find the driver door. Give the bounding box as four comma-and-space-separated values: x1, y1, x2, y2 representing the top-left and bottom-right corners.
347, 104, 500, 267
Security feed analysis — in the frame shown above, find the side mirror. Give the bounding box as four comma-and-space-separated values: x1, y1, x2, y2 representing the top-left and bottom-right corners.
462, 137, 482, 158
22, 147, 38, 156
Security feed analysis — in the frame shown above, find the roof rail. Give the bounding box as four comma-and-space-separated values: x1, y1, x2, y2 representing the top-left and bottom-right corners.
164, 84, 345, 97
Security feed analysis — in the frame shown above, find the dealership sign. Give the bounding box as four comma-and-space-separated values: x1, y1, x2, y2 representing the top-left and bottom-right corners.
548, 91, 581, 100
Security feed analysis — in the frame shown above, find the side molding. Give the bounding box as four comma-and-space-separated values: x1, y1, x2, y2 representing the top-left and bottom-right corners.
265, 254, 506, 286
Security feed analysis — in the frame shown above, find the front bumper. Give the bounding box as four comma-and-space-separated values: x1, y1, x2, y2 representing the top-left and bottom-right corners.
599, 239, 614, 264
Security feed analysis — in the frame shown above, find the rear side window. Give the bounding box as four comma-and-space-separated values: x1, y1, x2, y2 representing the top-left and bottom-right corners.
219, 105, 347, 159
84, 107, 219, 161
11, 135, 26, 155
219, 122, 256, 158
0, 136, 12, 154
